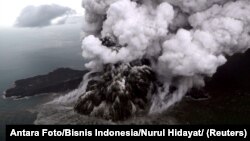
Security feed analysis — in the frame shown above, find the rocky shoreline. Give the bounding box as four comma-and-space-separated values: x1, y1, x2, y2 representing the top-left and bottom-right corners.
4, 68, 88, 99
3, 49, 250, 101
3, 49, 250, 122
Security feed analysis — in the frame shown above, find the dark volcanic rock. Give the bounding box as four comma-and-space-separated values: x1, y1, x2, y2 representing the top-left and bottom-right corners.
4, 68, 88, 98
74, 60, 156, 121
186, 88, 209, 100
185, 49, 250, 100
205, 49, 250, 93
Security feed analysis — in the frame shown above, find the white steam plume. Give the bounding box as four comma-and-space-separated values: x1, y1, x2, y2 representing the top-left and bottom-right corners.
80, 0, 250, 114
36, 0, 250, 123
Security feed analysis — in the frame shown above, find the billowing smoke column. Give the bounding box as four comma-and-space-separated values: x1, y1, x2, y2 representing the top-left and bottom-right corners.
74, 0, 250, 120
33, 0, 250, 124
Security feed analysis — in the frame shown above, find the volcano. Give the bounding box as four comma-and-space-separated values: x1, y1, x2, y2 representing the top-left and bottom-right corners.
75, 37, 157, 121
74, 0, 250, 121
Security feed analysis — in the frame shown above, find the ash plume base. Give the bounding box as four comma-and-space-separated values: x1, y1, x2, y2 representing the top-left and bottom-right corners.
36, 0, 250, 122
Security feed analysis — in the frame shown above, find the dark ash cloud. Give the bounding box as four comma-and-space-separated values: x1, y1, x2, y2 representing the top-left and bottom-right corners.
15, 4, 75, 27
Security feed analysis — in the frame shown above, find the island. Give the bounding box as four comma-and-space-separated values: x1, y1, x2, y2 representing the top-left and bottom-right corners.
4, 68, 88, 99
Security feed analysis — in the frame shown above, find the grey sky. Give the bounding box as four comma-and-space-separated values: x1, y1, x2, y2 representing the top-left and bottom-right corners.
15, 4, 75, 27
0, 0, 83, 26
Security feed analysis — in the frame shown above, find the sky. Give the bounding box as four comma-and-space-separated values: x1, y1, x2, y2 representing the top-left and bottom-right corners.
0, 0, 83, 26
0, 0, 84, 77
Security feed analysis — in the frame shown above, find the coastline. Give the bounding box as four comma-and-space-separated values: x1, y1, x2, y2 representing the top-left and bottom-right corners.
3, 68, 88, 99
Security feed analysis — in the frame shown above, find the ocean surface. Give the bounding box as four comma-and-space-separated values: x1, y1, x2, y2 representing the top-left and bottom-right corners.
1, 25, 250, 140
0, 25, 85, 140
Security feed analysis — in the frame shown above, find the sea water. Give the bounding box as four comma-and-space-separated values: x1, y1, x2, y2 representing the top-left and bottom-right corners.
0, 26, 85, 140
1, 25, 250, 140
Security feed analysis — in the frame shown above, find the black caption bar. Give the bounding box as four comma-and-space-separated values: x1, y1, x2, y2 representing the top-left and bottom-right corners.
6, 125, 249, 140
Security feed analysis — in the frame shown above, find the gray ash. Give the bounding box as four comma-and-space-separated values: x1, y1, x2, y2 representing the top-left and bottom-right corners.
74, 59, 156, 121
